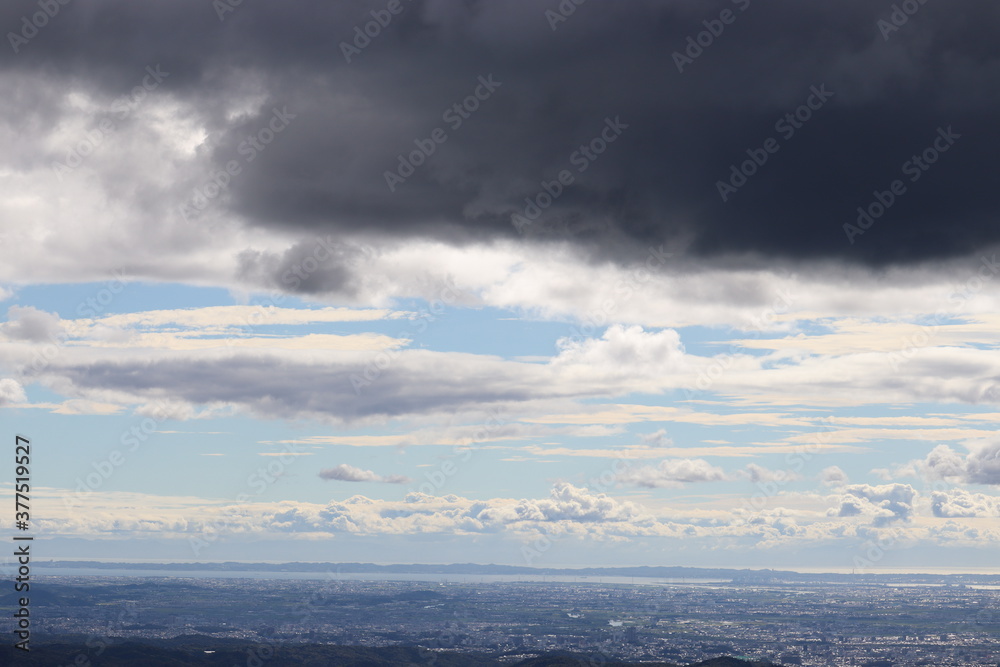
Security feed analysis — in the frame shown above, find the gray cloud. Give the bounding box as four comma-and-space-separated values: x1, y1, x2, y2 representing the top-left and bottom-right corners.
638, 429, 672, 448
2, 0, 998, 270
743, 463, 800, 485
44, 352, 546, 422
818, 465, 849, 487
9, 324, 685, 422
1, 306, 64, 342
906, 442, 1000, 486
836, 483, 916, 526
319, 464, 409, 484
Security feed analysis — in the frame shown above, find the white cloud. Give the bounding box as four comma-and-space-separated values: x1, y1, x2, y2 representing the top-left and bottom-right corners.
15, 483, 1000, 557
616, 458, 729, 489
889, 441, 1000, 486
318, 464, 410, 484
551, 325, 685, 383
931, 489, 1000, 518
49, 399, 125, 415
928, 520, 1000, 546
91, 305, 408, 329
0, 378, 26, 405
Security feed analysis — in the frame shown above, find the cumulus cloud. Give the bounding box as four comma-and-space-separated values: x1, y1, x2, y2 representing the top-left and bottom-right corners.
25, 483, 1000, 558
928, 520, 1000, 547
616, 458, 729, 489
931, 442, 1000, 485
548, 325, 689, 395
931, 489, 1000, 518
890, 442, 1000, 486
501, 482, 645, 524
318, 464, 409, 484
923, 444, 970, 479
249, 482, 655, 540
833, 484, 916, 526
818, 466, 849, 487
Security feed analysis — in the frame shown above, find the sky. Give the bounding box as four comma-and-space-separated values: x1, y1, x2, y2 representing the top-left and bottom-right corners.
1, 0, 1000, 571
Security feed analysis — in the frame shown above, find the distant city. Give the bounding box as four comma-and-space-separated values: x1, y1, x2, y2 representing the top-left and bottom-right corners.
6, 562, 999, 666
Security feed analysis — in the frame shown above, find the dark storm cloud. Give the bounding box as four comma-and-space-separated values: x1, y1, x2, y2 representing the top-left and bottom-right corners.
4, 0, 999, 266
